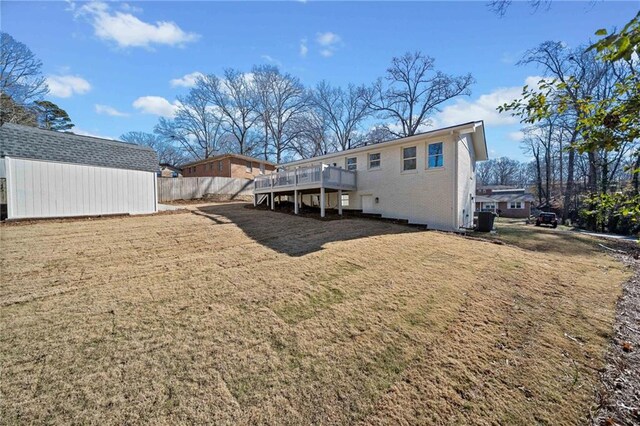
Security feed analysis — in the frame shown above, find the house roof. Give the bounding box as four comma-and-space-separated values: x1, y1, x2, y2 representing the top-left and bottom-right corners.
0, 123, 158, 172
478, 192, 536, 203
159, 163, 181, 172
279, 121, 488, 168
180, 153, 276, 168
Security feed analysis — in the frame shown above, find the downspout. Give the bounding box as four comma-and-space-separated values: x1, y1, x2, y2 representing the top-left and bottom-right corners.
452, 131, 459, 231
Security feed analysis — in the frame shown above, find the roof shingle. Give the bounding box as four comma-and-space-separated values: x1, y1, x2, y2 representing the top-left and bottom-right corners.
0, 123, 158, 172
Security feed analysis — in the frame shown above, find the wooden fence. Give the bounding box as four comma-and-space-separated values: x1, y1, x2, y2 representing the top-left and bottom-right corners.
157, 177, 253, 202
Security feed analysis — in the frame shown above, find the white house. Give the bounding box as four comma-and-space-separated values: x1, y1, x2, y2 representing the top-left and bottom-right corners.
0, 123, 158, 220
253, 121, 488, 231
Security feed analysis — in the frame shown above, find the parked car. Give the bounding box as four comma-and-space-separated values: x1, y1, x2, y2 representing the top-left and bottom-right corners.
536, 212, 558, 228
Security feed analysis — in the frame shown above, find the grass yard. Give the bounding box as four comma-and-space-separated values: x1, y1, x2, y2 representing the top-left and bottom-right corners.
0, 203, 631, 425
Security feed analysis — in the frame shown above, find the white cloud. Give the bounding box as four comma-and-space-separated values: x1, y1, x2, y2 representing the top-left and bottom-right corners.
95, 104, 129, 117
320, 49, 334, 58
433, 76, 545, 127
74, 1, 199, 49
316, 32, 341, 46
299, 38, 308, 57
315, 32, 342, 57
261, 55, 282, 67
120, 3, 143, 14
507, 131, 525, 142
132, 96, 179, 117
170, 71, 204, 88
46, 75, 91, 98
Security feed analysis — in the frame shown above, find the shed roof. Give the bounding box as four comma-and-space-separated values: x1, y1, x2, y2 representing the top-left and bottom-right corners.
0, 123, 158, 172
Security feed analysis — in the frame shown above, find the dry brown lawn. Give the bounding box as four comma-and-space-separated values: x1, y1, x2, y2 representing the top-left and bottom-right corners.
0, 203, 630, 425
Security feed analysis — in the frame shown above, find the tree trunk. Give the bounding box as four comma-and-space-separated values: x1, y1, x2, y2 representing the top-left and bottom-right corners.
562, 147, 575, 222
601, 155, 609, 195
633, 153, 640, 195
588, 151, 598, 192
534, 153, 544, 207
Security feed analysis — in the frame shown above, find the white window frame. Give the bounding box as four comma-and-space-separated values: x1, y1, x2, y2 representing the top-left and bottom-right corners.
346, 157, 357, 171
402, 146, 417, 172
340, 193, 350, 207
509, 201, 523, 209
427, 142, 444, 169
260, 163, 265, 174
368, 152, 381, 170
482, 202, 496, 211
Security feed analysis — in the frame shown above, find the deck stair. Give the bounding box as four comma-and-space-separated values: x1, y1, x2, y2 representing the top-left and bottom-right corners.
256, 193, 269, 206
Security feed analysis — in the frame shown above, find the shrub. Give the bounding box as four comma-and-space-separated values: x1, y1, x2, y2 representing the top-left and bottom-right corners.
579, 191, 640, 235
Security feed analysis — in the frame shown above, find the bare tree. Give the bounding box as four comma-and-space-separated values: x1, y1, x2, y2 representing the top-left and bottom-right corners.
252, 66, 308, 163
362, 125, 396, 146
312, 81, 371, 151
199, 69, 260, 156
0, 93, 36, 125
368, 51, 474, 137
0, 32, 48, 123
515, 41, 633, 217
290, 107, 332, 159
120, 131, 190, 166
476, 160, 494, 186
154, 82, 225, 160
488, 0, 551, 17
492, 157, 522, 185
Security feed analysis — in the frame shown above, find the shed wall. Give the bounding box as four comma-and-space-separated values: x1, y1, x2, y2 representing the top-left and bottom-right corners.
5, 157, 156, 219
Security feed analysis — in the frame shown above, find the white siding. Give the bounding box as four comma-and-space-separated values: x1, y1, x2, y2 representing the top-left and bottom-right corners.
456, 134, 476, 229
5, 157, 156, 219
296, 134, 460, 230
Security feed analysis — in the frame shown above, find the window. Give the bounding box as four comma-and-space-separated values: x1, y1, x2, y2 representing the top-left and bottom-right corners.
402, 146, 417, 171
509, 201, 523, 209
341, 193, 350, 207
346, 157, 357, 171
482, 202, 496, 211
260, 163, 265, 174
428, 142, 444, 168
369, 153, 381, 169
218, 161, 223, 171
172, 171, 178, 178
246, 161, 252, 172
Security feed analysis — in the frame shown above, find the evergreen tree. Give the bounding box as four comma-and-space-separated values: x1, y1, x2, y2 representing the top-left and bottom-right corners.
34, 100, 74, 131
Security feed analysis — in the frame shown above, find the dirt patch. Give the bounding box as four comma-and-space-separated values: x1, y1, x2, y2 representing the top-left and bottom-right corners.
0, 208, 190, 227
0, 203, 631, 424
593, 252, 640, 425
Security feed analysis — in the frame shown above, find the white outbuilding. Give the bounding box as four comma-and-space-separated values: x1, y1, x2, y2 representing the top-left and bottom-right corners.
0, 123, 158, 220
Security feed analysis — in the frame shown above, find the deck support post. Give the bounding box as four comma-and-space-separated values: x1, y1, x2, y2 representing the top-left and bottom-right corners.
270, 192, 275, 210
320, 188, 326, 218
338, 190, 343, 215
294, 190, 299, 215
253, 193, 257, 207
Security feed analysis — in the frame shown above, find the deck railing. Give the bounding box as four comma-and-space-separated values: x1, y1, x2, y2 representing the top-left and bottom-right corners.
254, 164, 356, 192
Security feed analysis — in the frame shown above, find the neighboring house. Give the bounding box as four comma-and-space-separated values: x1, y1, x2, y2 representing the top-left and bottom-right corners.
254, 121, 488, 232
158, 163, 182, 178
475, 187, 535, 218
181, 154, 276, 180
0, 123, 158, 220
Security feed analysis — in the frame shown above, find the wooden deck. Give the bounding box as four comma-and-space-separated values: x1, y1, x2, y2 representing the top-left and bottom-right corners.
253, 164, 357, 217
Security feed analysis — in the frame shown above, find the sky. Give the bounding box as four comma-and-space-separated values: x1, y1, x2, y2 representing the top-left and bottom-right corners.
2, 0, 638, 161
